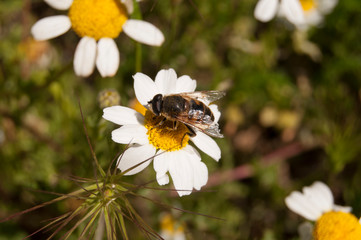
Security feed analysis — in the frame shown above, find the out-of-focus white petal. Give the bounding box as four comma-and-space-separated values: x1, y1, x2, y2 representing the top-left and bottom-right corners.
254, 0, 279, 22
174, 75, 197, 93
304, 10, 323, 28
73, 37, 96, 77
334, 205, 352, 213
133, 73, 158, 106
191, 132, 221, 161
121, 0, 134, 14
190, 161, 208, 190
155, 69, 177, 95
280, 0, 305, 26
168, 150, 193, 197
31, 15, 71, 41
209, 104, 221, 123
117, 144, 155, 175
156, 173, 170, 185
303, 182, 334, 213
285, 191, 323, 221
111, 125, 148, 145
123, 19, 165, 46
103, 106, 144, 125
96, 38, 120, 77
318, 0, 338, 14
44, 0, 73, 10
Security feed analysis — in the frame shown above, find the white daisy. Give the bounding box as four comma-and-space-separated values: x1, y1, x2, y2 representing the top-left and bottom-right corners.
102, 69, 222, 197
285, 181, 361, 239
254, 0, 338, 29
31, 0, 164, 77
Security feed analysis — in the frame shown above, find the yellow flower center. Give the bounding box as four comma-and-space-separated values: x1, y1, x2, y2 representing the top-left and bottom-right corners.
68, 0, 128, 40
161, 214, 185, 235
313, 211, 361, 240
299, 0, 317, 12
144, 110, 190, 152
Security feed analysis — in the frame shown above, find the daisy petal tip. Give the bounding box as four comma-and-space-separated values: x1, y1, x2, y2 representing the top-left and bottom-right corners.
44, 0, 73, 10
123, 19, 165, 47
31, 16, 71, 41
177, 189, 192, 197
254, 0, 278, 22
156, 174, 170, 185
73, 37, 97, 77
96, 38, 120, 78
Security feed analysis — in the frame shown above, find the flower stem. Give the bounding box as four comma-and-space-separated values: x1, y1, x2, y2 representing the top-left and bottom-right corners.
133, 0, 142, 72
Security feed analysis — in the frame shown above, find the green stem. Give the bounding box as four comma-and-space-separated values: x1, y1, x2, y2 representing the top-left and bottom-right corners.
119, 213, 129, 240
135, 43, 142, 72
133, 0, 143, 72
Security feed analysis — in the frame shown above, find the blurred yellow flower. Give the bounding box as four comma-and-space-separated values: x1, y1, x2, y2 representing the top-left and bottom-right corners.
285, 181, 361, 240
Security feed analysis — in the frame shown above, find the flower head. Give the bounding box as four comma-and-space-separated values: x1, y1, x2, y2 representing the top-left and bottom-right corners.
254, 0, 338, 29
31, 0, 164, 77
103, 69, 222, 196
285, 181, 361, 240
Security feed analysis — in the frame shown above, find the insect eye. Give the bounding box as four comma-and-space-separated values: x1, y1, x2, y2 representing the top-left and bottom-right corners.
151, 94, 162, 116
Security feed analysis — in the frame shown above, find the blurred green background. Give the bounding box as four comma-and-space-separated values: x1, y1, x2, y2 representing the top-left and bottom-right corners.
1, 0, 361, 239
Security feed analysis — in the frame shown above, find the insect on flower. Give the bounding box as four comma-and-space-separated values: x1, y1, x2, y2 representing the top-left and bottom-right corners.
147, 91, 225, 145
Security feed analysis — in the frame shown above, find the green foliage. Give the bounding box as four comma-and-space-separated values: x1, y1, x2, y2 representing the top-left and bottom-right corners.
1, 0, 361, 239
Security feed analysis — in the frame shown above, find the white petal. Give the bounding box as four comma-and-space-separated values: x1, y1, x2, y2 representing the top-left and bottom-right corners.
334, 205, 352, 213
111, 125, 148, 145
121, 0, 134, 14
153, 150, 170, 178
254, 0, 279, 22
304, 10, 323, 27
174, 75, 197, 93
156, 173, 170, 185
191, 132, 221, 161
31, 15, 71, 41
168, 151, 193, 197
190, 161, 208, 190
182, 145, 201, 161
280, 0, 305, 25
318, 0, 338, 14
123, 19, 165, 46
285, 191, 323, 221
73, 37, 96, 77
133, 73, 158, 106
209, 104, 221, 123
117, 144, 155, 175
303, 182, 333, 213
155, 69, 177, 95
96, 38, 120, 77
44, 0, 73, 10
103, 106, 144, 125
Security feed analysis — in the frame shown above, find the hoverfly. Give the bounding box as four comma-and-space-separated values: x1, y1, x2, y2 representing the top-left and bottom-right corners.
147, 91, 225, 139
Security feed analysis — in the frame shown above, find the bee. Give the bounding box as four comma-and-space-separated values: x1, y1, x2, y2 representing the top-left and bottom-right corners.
147, 91, 225, 139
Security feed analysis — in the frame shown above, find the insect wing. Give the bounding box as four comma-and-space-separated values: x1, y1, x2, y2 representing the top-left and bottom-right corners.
175, 116, 224, 138
203, 122, 224, 138
173, 91, 225, 105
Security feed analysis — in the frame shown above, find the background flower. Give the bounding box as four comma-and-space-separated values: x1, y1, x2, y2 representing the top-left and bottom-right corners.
31, 0, 164, 77
285, 182, 361, 239
254, 0, 338, 28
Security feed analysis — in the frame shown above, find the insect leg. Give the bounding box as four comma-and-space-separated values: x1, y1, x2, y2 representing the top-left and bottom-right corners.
173, 121, 179, 130
151, 117, 167, 130
185, 125, 196, 137
181, 125, 197, 147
